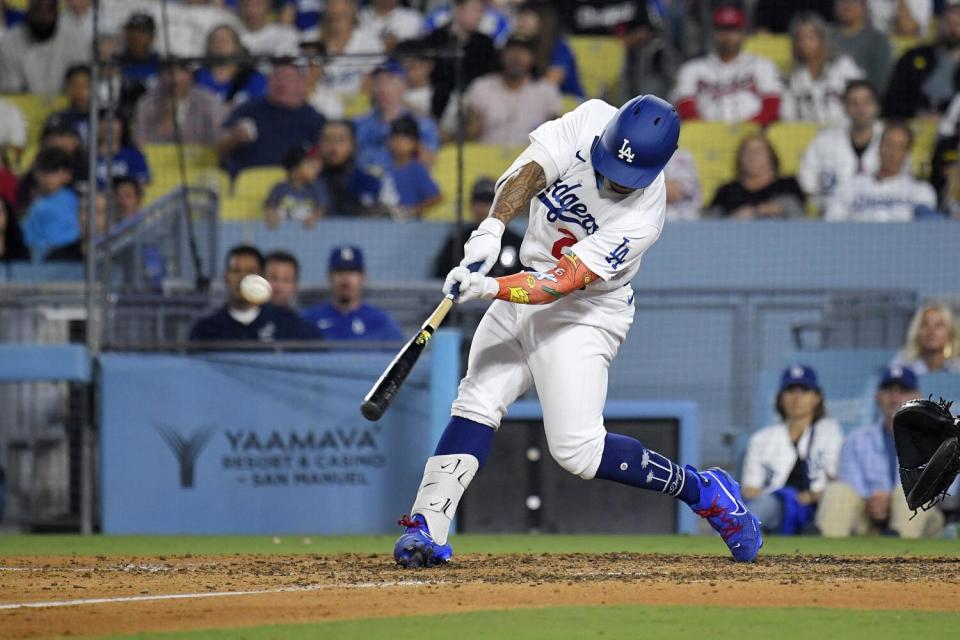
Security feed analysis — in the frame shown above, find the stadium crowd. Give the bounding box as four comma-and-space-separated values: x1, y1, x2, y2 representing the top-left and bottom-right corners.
4, 0, 960, 266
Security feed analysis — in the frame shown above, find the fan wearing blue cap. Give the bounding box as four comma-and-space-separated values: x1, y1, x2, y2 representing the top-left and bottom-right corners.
816, 365, 945, 538
300, 246, 404, 342
741, 364, 844, 535
394, 95, 766, 568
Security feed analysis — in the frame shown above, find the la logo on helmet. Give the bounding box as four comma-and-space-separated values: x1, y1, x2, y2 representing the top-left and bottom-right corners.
617, 138, 634, 163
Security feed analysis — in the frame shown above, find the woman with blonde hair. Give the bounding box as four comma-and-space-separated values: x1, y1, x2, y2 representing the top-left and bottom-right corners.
782, 12, 864, 126
893, 303, 960, 374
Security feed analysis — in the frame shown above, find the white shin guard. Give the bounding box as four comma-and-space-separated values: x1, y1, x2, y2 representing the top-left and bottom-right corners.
410, 453, 479, 545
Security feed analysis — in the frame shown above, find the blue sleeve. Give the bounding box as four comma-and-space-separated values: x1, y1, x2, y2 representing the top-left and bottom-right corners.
417, 116, 440, 153
129, 148, 151, 183
552, 40, 585, 98
416, 164, 440, 200
837, 436, 868, 498
265, 183, 285, 207
379, 312, 405, 341
300, 305, 320, 325
245, 72, 269, 100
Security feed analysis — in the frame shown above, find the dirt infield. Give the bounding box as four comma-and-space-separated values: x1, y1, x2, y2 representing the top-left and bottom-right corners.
2, 553, 960, 638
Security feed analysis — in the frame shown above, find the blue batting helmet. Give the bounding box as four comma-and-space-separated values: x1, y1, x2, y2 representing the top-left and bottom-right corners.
590, 95, 680, 190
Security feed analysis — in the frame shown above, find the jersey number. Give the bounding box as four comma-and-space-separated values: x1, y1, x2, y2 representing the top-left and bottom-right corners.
551, 228, 577, 260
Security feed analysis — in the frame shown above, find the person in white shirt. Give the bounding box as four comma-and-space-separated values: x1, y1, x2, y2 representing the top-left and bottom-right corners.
460, 36, 562, 145
891, 303, 960, 374
0, 99, 27, 166
319, 0, 385, 97
59, 0, 93, 47
826, 121, 939, 221
238, 0, 300, 57
742, 364, 844, 534
798, 80, 885, 214
868, 0, 932, 37
782, 12, 865, 126
358, 0, 423, 49
671, 5, 783, 125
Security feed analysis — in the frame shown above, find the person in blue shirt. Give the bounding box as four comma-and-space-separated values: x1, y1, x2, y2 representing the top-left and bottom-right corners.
354, 61, 441, 171
194, 24, 268, 106
816, 365, 945, 538
265, 145, 330, 228
319, 120, 384, 216
380, 115, 441, 218
20, 147, 80, 260
301, 246, 404, 341
96, 110, 151, 187
190, 244, 323, 343
217, 60, 326, 177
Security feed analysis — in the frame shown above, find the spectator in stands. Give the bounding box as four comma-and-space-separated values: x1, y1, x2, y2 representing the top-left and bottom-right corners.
0, 0, 88, 96
0, 198, 29, 262
135, 61, 226, 146
671, 6, 783, 125
21, 148, 80, 261
147, 0, 243, 59
799, 80, 885, 213
45, 191, 105, 262
44, 65, 92, 145
892, 303, 960, 373
617, 1, 680, 100
300, 41, 345, 119
424, 0, 510, 46
379, 115, 442, 218
0, 98, 26, 168
355, 61, 440, 171
418, 0, 498, 120
264, 250, 300, 309
319, 0, 385, 98
708, 133, 806, 219
754, 0, 834, 33
16, 123, 87, 215
742, 364, 844, 534
783, 12, 866, 126
301, 245, 404, 341
238, 0, 300, 57
817, 365, 945, 538
190, 244, 322, 342
265, 145, 329, 229
868, 0, 932, 37
460, 36, 563, 145
826, 121, 939, 220
279, 0, 323, 39
359, 0, 424, 49
434, 176, 523, 278
318, 120, 383, 216
832, 0, 892, 96
112, 176, 143, 220
118, 13, 160, 90
664, 149, 702, 221
513, 1, 585, 98
97, 111, 151, 187
883, 1, 960, 118
218, 61, 326, 177
195, 24, 268, 106
59, 0, 92, 46
395, 40, 435, 117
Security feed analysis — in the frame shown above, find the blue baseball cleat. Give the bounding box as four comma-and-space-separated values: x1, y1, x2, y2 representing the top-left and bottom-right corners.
689, 467, 763, 562
393, 514, 453, 568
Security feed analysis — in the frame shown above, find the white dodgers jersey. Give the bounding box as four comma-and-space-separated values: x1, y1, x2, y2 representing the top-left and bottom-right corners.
496, 100, 667, 299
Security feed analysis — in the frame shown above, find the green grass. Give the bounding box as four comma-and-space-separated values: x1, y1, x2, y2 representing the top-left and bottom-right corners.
100, 604, 960, 639
1, 533, 957, 557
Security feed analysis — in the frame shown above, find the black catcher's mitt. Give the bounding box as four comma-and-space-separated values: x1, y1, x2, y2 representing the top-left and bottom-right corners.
892, 398, 960, 511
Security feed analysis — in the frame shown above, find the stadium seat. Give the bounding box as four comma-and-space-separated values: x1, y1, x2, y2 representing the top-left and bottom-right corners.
910, 117, 938, 179
142, 144, 220, 205
423, 143, 522, 221
568, 36, 625, 99
742, 34, 792, 77
342, 91, 371, 118
678, 121, 759, 206
217, 165, 285, 221
1, 93, 68, 149
766, 121, 821, 176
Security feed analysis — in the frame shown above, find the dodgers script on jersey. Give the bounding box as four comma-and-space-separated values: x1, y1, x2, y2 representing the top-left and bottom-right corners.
497, 99, 666, 300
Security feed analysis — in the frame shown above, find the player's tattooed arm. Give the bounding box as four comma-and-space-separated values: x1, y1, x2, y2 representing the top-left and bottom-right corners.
493, 253, 599, 305
489, 161, 547, 226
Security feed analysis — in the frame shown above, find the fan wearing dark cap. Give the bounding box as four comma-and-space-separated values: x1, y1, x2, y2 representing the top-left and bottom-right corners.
379, 115, 441, 218
264, 145, 330, 228
301, 246, 404, 342
670, 5, 783, 125
433, 176, 523, 278
459, 35, 563, 145
741, 364, 844, 534
816, 365, 945, 538
119, 13, 160, 85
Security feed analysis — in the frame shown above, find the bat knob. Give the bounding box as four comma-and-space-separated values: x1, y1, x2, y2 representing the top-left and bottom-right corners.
361, 400, 384, 422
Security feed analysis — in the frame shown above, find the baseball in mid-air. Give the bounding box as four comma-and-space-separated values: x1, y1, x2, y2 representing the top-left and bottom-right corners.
240, 274, 272, 305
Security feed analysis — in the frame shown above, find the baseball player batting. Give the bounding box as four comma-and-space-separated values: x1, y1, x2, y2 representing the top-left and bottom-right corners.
394, 96, 763, 567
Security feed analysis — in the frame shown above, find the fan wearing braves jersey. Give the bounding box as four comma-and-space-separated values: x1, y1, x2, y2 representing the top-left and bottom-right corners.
393, 95, 763, 569
670, 6, 782, 125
